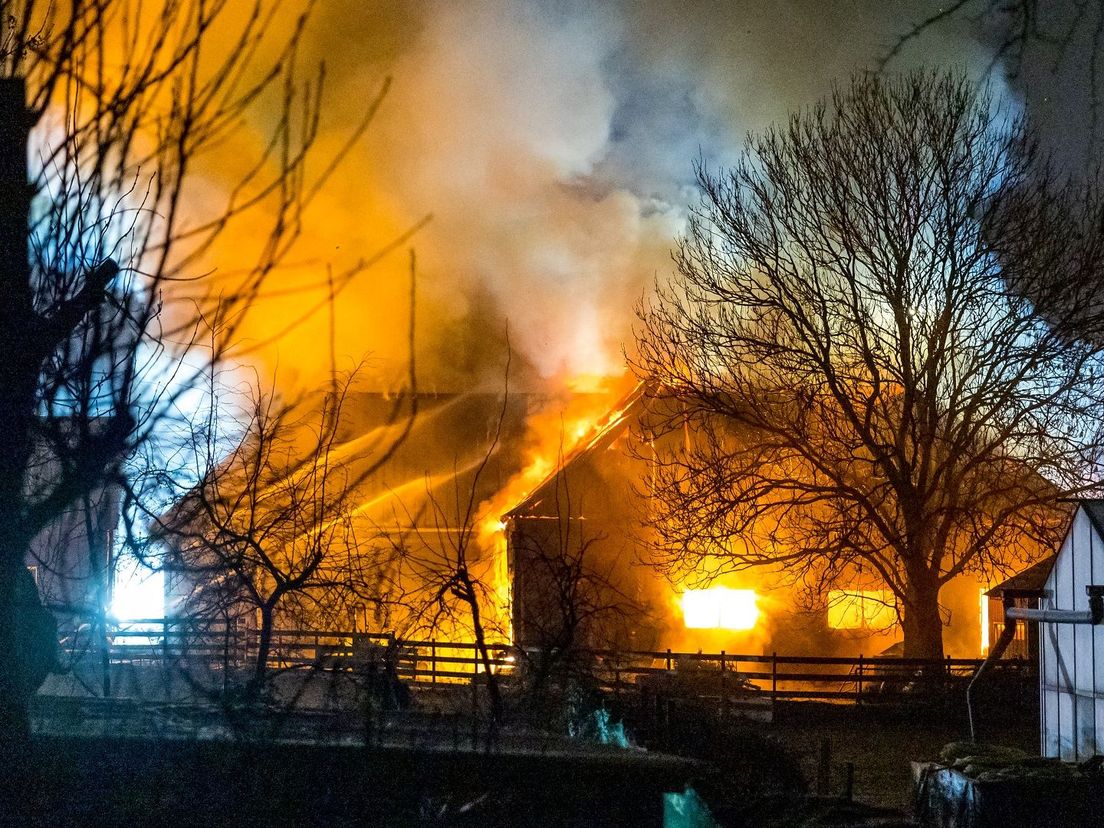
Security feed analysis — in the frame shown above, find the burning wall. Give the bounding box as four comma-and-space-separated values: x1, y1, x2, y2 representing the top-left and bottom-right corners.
504, 388, 1044, 659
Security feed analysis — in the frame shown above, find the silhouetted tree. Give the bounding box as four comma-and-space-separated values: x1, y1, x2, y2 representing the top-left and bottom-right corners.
635, 71, 1104, 658
389, 349, 544, 730
0, 0, 385, 742
508, 468, 635, 730
396, 406, 511, 727
146, 365, 411, 700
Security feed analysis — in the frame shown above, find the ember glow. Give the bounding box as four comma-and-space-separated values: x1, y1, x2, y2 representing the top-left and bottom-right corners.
681, 587, 760, 631
476, 514, 515, 642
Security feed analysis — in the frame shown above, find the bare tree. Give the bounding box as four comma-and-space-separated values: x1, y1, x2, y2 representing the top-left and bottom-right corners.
886, 1, 1104, 155
0, 1, 388, 741
634, 71, 1104, 659
390, 352, 531, 729
146, 366, 409, 700
508, 467, 636, 731
396, 423, 511, 727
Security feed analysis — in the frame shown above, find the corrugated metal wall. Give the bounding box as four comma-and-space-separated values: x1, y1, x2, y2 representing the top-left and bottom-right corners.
1039, 506, 1104, 760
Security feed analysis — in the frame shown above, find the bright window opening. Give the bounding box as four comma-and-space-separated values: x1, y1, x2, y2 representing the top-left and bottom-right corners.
827, 590, 896, 630
980, 587, 990, 655
681, 587, 759, 630
111, 556, 164, 621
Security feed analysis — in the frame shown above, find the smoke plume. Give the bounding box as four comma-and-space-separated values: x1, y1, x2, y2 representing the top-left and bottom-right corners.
196, 1, 1012, 393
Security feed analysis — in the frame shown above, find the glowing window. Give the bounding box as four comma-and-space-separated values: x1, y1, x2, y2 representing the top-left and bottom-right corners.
826, 590, 896, 630
980, 588, 990, 655
681, 587, 759, 630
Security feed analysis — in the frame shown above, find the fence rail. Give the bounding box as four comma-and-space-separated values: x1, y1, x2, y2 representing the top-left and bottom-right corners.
70, 620, 1035, 705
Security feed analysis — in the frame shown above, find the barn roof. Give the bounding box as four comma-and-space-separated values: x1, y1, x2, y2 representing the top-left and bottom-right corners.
159, 385, 657, 539
502, 383, 647, 519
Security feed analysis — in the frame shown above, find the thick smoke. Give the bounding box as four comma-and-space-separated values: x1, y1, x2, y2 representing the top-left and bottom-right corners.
201, 1, 1006, 393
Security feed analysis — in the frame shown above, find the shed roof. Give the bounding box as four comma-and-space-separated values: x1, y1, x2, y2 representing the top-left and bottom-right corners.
1079, 499, 1104, 540
985, 499, 1104, 597
985, 555, 1057, 597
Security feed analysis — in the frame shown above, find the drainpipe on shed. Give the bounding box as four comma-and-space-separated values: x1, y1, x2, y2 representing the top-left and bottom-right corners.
967, 585, 1104, 743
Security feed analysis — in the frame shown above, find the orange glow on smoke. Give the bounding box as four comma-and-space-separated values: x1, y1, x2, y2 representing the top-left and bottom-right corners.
681, 587, 760, 630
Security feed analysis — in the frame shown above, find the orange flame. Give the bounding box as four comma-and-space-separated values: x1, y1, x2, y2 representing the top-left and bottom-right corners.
474, 373, 634, 643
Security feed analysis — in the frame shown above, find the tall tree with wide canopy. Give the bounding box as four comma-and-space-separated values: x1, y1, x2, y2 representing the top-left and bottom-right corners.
635, 71, 1104, 658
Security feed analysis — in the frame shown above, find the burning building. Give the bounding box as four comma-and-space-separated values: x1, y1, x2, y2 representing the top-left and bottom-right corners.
160, 381, 1052, 661
504, 385, 1040, 659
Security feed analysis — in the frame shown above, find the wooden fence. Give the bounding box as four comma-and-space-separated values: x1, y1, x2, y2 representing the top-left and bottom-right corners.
84, 620, 1034, 705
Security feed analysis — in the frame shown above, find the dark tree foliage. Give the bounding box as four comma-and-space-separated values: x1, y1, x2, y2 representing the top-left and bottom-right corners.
635, 71, 1104, 658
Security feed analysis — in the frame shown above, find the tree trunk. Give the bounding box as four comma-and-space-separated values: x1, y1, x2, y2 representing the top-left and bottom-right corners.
0, 77, 37, 752
250, 606, 274, 699
465, 580, 503, 727
901, 576, 944, 660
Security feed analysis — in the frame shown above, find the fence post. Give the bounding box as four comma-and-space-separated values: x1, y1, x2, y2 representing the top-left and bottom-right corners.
857, 654, 864, 705
771, 651, 778, 710
666, 648, 672, 672
222, 618, 230, 695
470, 666, 479, 748
944, 654, 952, 708
720, 650, 727, 717
431, 642, 437, 685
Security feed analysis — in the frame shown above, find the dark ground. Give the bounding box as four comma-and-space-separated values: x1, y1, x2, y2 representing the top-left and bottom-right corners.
6, 733, 696, 827
10, 685, 1039, 826
765, 702, 1037, 811
623, 670, 1039, 818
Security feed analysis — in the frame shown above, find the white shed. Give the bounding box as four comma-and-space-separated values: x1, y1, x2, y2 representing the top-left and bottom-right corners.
1038, 500, 1104, 760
